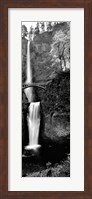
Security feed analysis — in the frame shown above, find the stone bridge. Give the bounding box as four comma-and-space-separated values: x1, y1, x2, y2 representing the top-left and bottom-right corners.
22, 83, 46, 90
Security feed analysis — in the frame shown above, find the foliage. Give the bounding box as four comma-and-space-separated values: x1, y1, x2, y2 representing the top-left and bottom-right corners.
47, 22, 52, 31
53, 22, 57, 26
22, 159, 70, 177
22, 25, 28, 38
40, 22, 45, 32
29, 25, 33, 35
50, 24, 70, 70
37, 71, 70, 116
34, 22, 40, 35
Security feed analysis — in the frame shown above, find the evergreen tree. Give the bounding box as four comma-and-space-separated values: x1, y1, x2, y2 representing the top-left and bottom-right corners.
47, 22, 52, 31
22, 25, 28, 38
34, 22, 40, 35
40, 22, 45, 32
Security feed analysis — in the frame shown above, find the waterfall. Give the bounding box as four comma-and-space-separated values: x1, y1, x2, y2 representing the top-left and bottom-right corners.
24, 39, 33, 102
24, 38, 41, 150
25, 102, 40, 150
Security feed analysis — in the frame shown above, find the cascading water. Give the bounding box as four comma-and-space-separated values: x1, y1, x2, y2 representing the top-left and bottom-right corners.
24, 38, 41, 150
24, 39, 33, 102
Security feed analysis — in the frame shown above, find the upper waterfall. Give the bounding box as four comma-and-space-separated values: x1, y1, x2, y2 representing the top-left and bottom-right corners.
24, 39, 33, 102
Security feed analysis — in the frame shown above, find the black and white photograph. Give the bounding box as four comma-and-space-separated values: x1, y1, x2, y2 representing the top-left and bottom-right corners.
22, 21, 70, 177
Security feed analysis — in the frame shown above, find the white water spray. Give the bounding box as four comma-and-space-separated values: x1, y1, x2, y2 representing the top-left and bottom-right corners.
24, 38, 41, 150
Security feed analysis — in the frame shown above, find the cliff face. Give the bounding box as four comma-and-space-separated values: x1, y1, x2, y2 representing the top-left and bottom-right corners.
31, 22, 69, 82
31, 31, 53, 83
37, 71, 70, 146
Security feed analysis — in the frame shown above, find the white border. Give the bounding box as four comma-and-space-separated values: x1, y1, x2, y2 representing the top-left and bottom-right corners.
8, 8, 84, 191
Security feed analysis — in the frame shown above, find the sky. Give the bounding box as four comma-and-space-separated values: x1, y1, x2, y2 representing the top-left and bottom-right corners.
22, 22, 38, 31
22, 21, 58, 32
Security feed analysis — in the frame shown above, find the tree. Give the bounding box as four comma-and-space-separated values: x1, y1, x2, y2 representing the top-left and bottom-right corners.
40, 22, 45, 32
53, 22, 58, 27
28, 26, 34, 39
50, 28, 70, 71
47, 22, 52, 31
29, 26, 33, 35
34, 22, 40, 35
22, 25, 28, 38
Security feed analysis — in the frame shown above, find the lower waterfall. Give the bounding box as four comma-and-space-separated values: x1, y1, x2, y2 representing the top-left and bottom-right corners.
25, 102, 40, 150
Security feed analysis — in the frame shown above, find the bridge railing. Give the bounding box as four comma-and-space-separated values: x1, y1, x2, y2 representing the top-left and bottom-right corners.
22, 83, 46, 90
